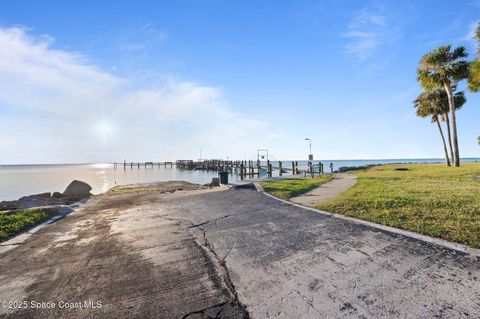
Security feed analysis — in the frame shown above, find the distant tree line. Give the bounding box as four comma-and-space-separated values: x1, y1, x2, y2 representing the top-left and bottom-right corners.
414, 23, 480, 167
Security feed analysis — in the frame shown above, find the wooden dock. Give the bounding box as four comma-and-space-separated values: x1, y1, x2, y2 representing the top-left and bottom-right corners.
176, 159, 320, 180
113, 159, 326, 180
113, 161, 173, 170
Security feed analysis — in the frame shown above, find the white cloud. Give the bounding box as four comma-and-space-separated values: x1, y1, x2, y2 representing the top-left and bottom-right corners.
0, 27, 267, 163
462, 21, 479, 43
342, 8, 388, 60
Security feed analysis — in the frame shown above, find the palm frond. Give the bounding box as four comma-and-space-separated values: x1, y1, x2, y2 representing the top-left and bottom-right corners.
417, 45, 469, 90
451, 46, 468, 60
475, 23, 480, 54
468, 59, 480, 92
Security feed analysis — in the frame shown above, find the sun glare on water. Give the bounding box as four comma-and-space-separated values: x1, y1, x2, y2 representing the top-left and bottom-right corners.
92, 163, 111, 169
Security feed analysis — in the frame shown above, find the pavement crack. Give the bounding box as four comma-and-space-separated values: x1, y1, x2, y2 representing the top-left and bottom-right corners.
158, 213, 250, 318
179, 301, 228, 319
199, 229, 249, 316
352, 260, 361, 291
188, 220, 210, 228
188, 210, 256, 229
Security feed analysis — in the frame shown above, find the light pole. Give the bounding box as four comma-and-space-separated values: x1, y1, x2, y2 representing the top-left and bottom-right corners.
257, 149, 269, 161
305, 138, 312, 159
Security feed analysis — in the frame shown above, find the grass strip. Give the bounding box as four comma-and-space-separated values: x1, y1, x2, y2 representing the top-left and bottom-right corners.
0, 208, 56, 242
261, 175, 335, 200
317, 163, 480, 248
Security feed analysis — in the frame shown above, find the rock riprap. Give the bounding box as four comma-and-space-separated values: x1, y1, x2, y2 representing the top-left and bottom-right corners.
62, 180, 92, 200
0, 180, 92, 211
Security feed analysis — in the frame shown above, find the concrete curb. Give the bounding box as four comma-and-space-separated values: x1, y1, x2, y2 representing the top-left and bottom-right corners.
253, 183, 480, 257
252, 182, 264, 192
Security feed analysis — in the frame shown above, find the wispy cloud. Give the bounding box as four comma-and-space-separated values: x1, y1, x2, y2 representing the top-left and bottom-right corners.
461, 20, 479, 43
342, 8, 389, 60
141, 23, 168, 41
0, 27, 267, 163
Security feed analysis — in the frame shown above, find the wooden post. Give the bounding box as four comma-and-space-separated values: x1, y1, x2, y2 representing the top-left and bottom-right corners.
279, 161, 282, 176
295, 161, 298, 174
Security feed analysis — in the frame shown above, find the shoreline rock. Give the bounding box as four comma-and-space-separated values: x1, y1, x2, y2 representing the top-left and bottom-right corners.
0, 180, 92, 212
62, 180, 92, 200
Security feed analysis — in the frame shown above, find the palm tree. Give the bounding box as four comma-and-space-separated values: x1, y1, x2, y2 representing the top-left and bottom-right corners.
468, 22, 480, 92
440, 85, 464, 162
414, 89, 466, 166
468, 23, 480, 152
414, 92, 450, 165
417, 45, 469, 166
468, 60, 480, 92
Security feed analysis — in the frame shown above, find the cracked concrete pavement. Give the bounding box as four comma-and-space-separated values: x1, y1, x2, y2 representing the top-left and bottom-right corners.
0, 185, 479, 318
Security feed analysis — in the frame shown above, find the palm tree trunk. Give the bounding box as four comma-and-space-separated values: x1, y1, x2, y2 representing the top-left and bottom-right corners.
443, 81, 460, 167
435, 116, 450, 166
443, 112, 454, 164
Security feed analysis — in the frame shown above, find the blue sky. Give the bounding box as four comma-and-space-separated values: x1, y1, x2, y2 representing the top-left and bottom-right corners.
0, 0, 479, 163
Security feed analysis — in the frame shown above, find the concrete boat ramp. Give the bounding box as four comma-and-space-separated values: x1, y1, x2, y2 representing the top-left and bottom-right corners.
0, 184, 478, 318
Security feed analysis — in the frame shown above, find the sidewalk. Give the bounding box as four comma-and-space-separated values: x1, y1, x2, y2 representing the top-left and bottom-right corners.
290, 173, 357, 207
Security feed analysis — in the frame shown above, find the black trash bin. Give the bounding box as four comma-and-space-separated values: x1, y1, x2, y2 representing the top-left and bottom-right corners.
219, 171, 229, 184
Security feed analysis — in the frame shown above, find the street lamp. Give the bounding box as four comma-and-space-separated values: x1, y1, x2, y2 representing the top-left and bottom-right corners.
305, 138, 312, 160
257, 149, 269, 161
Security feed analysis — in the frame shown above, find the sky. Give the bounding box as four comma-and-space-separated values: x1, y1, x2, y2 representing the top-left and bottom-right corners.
0, 0, 479, 164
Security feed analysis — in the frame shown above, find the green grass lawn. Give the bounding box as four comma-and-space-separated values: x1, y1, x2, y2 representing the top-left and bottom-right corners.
317, 163, 480, 248
0, 208, 56, 242
261, 175, 335, 200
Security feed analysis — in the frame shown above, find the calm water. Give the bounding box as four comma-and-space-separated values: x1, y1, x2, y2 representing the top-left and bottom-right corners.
1, 158, 479, 201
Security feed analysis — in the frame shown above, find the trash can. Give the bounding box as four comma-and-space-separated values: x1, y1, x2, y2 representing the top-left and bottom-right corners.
219, 171, 229, 184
